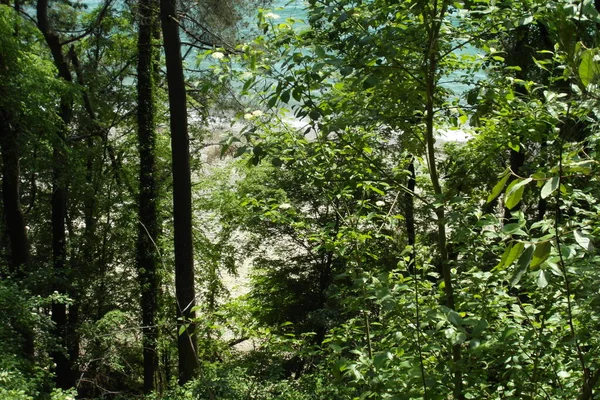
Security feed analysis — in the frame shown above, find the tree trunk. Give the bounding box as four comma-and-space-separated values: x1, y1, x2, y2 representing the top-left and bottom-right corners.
423, 1, 463, 398
37, 0, 75, 389
0, 112, 35, 360
1, 0, 34, 363
0, 115, 30, 275
405, 155, 416, 273
159, 0, 199, 385
137, 0, 161, 392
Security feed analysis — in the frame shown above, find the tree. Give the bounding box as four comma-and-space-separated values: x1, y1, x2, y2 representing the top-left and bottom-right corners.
159, 0, 199, 384
0, 2, 43, 364
136, 0, 161, 392
0, 5, 30, 281
36, 0, 75, 388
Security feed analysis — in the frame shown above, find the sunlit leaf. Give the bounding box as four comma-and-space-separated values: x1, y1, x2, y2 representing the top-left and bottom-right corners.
574, 230, 594, 251
541, 176, 559, 199
505, 178, 531, 209
505, 242, 525, 267
579, 49, 597, 87
537, 270, 548, 289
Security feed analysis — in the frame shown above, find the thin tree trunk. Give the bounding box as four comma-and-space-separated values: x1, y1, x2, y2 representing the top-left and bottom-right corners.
405, 155, 416, 273
37, 0, 75, 389
137, 0, 160, 392
423, 1, 462, 398
159, 0, 199, 385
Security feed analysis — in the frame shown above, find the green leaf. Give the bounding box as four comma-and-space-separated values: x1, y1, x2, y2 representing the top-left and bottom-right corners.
531, 171, 546, 181
487, 171, 511, 203
541, 176, 559, 199
579, 49, 597, 87
510, 245, 534, 287
502, 327, 517, 340
292, 88, 302, 102
574, 230, 594, 251
502, 223, 521, 234
373, 352, 392, 369
494, 241, 525, 271
537, 270, 548, 289
453, 332, 467, 345
267, 95, 278, 108
309, 109, 321, 120
340, 66, 353, 76
505, 178, 531, 210
531, 241, 551, 268
507, 177, 532, 195
234, 145, 248, 158
495, 243, 513, 270
336, 11, 349, 24
517, 15, 534, 26
280, 90, 290, 103
362, 75, 379, 89
447, 310, 462, 327
505, 242, 525, 267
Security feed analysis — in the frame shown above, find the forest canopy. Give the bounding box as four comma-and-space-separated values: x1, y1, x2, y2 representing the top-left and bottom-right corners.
1, 0, 600, 399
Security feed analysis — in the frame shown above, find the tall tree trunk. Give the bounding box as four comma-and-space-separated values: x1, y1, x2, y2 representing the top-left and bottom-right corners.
423, 1, 462, 398
37, 0, 75, 389
0, 112, 35, 360
159, 0, 199, 385
137, 0, 160, 392
0, 116, 30, 276
405, 155, 416, 273
1, 0, 34, 363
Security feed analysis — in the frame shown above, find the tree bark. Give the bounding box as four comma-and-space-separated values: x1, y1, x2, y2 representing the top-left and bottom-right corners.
137, 0, 161, 392
37, 0, 75, 389
159, 0, 199, 385
0, 115, 35, 361
0, 115, 30, 275
0, 0, 34, 362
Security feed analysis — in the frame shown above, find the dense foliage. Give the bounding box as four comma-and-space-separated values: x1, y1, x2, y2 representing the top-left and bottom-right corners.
1, 0, 600, 399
